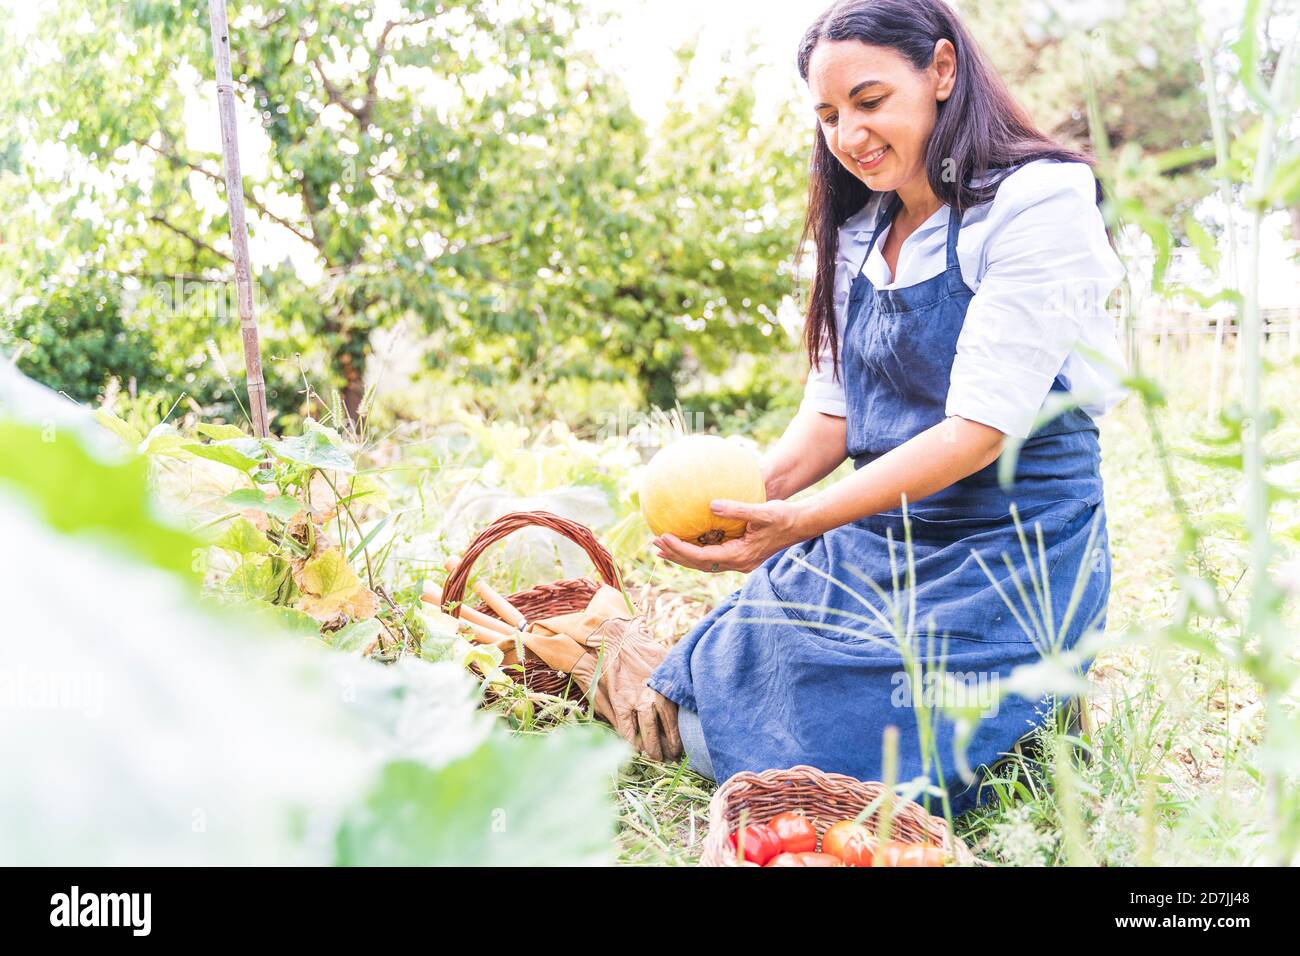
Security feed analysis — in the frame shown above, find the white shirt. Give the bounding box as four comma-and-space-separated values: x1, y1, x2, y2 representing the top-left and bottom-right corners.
800, 158, 1127, 439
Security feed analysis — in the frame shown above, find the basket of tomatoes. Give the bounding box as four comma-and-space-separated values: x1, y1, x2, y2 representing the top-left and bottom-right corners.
699, 765, 977, 867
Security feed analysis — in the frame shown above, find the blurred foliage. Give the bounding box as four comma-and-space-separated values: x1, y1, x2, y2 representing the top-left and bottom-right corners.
0, 372, 630, 866
0, 417, 200, 576
0, 0, 804, 422
3, 0, 1295, 430
1, 278, 161, 402
960, 0, 1273, 235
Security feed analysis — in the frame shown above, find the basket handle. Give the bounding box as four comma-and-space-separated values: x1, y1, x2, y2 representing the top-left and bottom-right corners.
441, 510, 625, 618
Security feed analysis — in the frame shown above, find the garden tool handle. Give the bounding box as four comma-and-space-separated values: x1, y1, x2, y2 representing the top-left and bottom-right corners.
421, 588, 515, 639
441, 510, 625, 616
474, 579, 527, 628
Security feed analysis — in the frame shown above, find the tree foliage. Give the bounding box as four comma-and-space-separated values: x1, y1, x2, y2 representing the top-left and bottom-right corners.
2, 278, 161, 402
959, 0, 1216, 226
1, 0, 805, 420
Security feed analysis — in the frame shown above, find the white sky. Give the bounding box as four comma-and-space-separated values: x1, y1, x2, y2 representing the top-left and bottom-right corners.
583, 0, 827, 125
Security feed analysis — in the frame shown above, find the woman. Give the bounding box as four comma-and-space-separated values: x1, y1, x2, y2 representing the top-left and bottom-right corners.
646, 0, 1125, 816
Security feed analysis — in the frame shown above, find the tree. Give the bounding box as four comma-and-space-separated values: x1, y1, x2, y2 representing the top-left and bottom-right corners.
1, 279, 161, 403
494, 45, 809, 410
2, 0, 809, 421
959, 0, 1216, 225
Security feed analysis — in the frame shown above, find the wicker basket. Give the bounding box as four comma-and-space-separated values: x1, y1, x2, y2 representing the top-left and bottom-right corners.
699, 765, 978, 866
440, 510, 626, 705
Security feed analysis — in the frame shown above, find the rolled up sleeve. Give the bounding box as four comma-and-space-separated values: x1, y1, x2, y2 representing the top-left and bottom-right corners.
801, 344, 848, 417
946, 164, 1125, 439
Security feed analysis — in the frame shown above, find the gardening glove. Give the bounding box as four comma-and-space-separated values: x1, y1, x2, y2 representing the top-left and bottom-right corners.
525, 586, 683, 763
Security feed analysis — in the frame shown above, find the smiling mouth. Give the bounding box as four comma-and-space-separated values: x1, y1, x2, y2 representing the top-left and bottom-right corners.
855, 146, 889, 167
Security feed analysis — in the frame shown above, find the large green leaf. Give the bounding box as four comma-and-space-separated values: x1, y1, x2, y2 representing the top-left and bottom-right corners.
137, 422, 188, 458
182, 437, 266, 474
334, 723, 627, 866
0, 419, 198, 578
222, 557, 282, 603
214, 516, 273, 555
196, 423, 249, 442
331, 618, 382, 653
272, 419, 355, 473
245, 599, 322, 639
224, 488, 304, 522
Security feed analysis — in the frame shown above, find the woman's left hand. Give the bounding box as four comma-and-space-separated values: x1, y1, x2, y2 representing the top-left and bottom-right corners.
652, 499, 807, 573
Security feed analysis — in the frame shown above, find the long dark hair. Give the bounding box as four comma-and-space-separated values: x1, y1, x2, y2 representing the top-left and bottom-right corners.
795, 0, 1099, 383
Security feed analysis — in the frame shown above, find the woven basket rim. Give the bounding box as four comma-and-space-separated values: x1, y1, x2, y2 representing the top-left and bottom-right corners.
699, 764, 978, 867
474, 576, 601, 703
442, 510, 625, 618
441, 510, 627, 706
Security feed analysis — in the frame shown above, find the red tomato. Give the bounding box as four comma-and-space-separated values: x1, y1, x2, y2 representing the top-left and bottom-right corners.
764, 852, 806, 867
821, 819, 876, 867
768, 811, 818, 855
726, 823, 782, 865
797, 852, 844, 867
874, 841, 946, 867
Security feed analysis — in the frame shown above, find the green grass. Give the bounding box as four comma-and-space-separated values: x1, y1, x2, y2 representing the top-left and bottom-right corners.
143, 333, 1297, 866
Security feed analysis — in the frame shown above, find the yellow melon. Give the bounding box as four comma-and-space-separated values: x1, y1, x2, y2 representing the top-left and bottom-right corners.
639, 435, 766, 546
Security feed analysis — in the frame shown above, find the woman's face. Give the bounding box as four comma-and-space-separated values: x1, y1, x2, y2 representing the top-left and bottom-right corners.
806, 39, 956, 195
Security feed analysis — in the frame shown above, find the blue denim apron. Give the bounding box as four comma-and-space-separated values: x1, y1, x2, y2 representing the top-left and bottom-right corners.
649, 191, 1111, 815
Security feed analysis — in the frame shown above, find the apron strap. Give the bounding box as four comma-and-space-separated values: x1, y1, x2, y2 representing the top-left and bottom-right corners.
945, 202, 964, 273
854, 193, 964, 279
854, 192, 903, 279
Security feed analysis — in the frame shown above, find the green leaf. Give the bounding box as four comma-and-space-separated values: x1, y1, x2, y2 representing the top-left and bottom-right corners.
452, 637, 514, 693
1199, 511, 1247, 539
223, 557, 281, 602
0, 420, 198, 578
1182, 216, 1220, 272
416, 607, 463, 663
294, 547, 377, 620
272, 435, 354, 472
1263, 152, 1300, 207
1231, 0, 1277, 114
93, 408, 144, 448
244, 599, 323, 639
419, 632, 458, 663
347, 512, 393, 562
334, 724, 628, 866
331, 619, 382, 653
197, 423, 248, 441
183, 437, 266, 474
215, 516, 273, 555
272, 419, 355, 473
1151, 143, 1215, 174
1184, 450, 1243, 470
224, 488, 304, 522
138, 422, 188, 458
1120, 372, 1168, 407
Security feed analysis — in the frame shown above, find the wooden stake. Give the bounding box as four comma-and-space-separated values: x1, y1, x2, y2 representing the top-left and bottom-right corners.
208, 0, 271, 439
